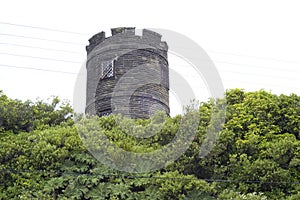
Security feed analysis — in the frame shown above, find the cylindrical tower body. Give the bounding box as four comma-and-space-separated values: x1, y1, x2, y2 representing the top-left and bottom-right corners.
85, 27, 169, 119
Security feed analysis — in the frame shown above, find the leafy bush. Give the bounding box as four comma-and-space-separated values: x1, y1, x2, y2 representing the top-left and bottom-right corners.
0, 89, 299, 199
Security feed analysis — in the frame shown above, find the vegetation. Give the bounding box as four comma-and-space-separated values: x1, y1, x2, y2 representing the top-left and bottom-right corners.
0, 89, 299, 199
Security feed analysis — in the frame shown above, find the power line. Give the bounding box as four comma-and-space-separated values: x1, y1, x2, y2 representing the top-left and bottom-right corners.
1, 168, 299, 185
1, 31, 300, 72
2, 63, 298, 92
0, 33, 85, 46
2, 42, 298, 73
0, 55, 298, 90
1, 47, 299, 74
207, 49, 300, 65
215, 60, 300, 73
181, 67, 300, 81
169, 60, 300, 73
0, 42, 82, 54
0, 28, 298, 83
169, 55, 300, 73
0, 61, 299, 89
0, 21, 89, 36
170, 47, 300, 66
0, 64, 77, 75
1, 21, 300, 66
0, 52, 82, 64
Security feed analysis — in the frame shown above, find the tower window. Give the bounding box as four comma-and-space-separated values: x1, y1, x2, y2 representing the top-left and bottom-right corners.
101, 60, 114, 79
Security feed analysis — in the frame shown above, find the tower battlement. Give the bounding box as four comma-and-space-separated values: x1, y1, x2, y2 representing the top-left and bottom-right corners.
86, 27, 168, 54
85, 27, 169, 119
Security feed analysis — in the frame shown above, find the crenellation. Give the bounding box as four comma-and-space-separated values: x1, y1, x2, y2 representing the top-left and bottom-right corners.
142, 29, 161, 41
86, 31, 106, 54
111, 27, 135, 36
85, 27, 169, 119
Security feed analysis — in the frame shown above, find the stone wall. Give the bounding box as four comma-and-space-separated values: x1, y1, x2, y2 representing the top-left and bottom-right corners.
85, 27, 169, 119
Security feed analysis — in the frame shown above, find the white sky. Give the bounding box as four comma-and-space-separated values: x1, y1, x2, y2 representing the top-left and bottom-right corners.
0, 0, 299, 116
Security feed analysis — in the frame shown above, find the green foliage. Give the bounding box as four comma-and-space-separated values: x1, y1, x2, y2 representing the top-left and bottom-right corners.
0, 91, 73, 133
218, 189, 267, 200
0, 89, 299, 199
0, 125, 83, 199
193, 89, 300, 199
154, 171, 216, 199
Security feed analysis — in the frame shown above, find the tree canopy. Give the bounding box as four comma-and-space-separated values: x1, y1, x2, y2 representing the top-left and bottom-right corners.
0, 89, 299, 199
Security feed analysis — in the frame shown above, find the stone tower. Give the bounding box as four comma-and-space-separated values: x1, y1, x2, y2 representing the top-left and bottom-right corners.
85, 27, 169, 119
